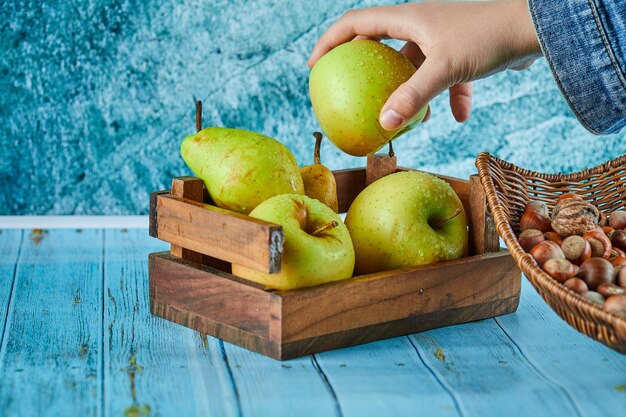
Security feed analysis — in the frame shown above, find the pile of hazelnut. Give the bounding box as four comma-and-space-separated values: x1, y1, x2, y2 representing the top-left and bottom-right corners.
518, 193, 626, 318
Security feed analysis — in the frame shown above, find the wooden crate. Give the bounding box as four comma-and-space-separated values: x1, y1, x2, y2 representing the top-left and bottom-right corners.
148, 164, 521, 360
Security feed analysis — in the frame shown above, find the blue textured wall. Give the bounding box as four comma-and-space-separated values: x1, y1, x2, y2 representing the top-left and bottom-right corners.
2, 0, 626, 215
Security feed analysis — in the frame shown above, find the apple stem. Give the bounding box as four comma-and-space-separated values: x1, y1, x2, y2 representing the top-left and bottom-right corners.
196, 100, 203, 132
313, 131, 323, 165
311, 220, 338, 236
388, 141, 395, 158
431, 208, 462, 229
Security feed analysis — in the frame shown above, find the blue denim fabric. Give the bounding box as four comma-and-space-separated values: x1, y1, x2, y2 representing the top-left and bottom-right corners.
528, 0, 626, 134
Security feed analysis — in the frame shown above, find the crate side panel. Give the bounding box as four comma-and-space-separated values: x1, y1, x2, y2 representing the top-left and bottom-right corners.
149, 252, 273, 338
278, 251, 521, 342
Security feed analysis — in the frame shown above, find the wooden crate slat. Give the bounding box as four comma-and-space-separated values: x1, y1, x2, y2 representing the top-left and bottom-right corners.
275, 250, 519, 343
469, 174, 500, 254
154, 193, 283, 273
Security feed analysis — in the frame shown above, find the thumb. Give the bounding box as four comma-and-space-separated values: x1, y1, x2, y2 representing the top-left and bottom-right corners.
380, 58, 447, 131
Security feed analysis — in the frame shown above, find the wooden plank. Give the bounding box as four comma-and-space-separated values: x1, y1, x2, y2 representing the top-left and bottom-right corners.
154, 193, 284, 273
220, 342, 339, 417
105, 229, 241, 417
313, 337, 460, 417
469, 175, 500, 254
0, 230, 23, 346
407, 317, 586, 417
493, 279, 626, 417
150, 252, 273, 340
170, 177, 206, 263
0, 229, 103, 416
366, 152, 397, 186
276, 251, 520, 343
333, 168, 366, 213
277, 297, 518, 360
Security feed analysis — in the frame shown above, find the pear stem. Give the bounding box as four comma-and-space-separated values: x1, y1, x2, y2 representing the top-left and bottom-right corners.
311, 220, 338, 236
388, 141, 395, 158
195, 100, 203, 132
430, 208, 462, 229
313, 131, 323, 165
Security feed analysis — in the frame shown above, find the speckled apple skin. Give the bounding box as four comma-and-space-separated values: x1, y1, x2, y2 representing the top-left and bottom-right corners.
181, 127, 304, 214
231, 194, 355, 290
345, 171, 468, 275
309, 40, 428, 157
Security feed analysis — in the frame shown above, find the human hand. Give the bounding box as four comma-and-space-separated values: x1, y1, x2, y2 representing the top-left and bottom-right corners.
308, 0, 542, 130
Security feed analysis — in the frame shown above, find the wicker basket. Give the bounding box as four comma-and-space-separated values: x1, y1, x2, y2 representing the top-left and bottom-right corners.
476, 152, 626, 353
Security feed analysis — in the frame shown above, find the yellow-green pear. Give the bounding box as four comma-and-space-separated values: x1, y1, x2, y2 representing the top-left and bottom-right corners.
181, 127, 304, 214
309, 40, 428, 156
300, 132, 338, 212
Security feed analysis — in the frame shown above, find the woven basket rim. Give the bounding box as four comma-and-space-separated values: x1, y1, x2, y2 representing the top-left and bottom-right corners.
475, 152, 626, 351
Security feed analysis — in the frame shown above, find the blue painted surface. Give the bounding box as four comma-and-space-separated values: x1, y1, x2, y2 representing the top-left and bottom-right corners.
2, 1, 626, 215
0, 228, 625, 417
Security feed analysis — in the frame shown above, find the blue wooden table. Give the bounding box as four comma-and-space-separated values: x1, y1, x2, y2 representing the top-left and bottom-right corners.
1, 228, 625, 417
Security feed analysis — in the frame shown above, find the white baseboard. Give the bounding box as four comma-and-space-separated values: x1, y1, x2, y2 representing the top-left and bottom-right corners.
0, 216, 149, 229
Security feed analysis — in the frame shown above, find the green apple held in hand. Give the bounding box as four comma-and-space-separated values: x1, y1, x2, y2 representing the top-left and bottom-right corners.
345, 171, 467, 275
309, 40, 428, 156
180, 127, 304, 214
231, 194, 355, 290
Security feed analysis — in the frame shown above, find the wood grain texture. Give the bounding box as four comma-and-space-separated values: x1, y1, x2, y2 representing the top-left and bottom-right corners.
275, 251, 520, 343
105, 229, 240, 417
170, 176, 205, 263
469, 175, 500, 254
407, 317, 583, 416
1, 228, 626, 417
493, 280, 626, 417
149, 250, 520, 360
313, 337, 460, 417
154, 193, 284, 273
0, 230, 23, 348
220, 342, 339, 417
333, 168, 366, 213
366, 153, 397, 186
0, 229, 103, 417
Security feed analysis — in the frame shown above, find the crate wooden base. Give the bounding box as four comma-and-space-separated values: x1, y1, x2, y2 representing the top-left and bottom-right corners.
149, 249, 521, 360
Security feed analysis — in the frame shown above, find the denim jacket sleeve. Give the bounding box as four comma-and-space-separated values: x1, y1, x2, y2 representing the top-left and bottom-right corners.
528, 0, 626, 134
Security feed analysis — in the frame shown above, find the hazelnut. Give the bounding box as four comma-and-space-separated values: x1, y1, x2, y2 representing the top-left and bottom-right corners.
610, 229, 626, 251
543, 258, 576, 283
603, 295, 626, 318
524, 201, 549, 217
520, 210, 552, 233
598, 211, 609, 227
543, 231, 564, 246
617, 267, 626, 288
602, 226, 615, 236
576, 257, 614, 290
518, 229, 545, 252
557, 193, 583, 202
582, 231, 612, 259
611, 257, 626, 267
551, 198, 599, 237
561, 235, 591, 265
582, 291, 605, 306
563, 278, 588, 294
530, 241, 565, 267
597, 283, 625, 298
608, 210, 626, 229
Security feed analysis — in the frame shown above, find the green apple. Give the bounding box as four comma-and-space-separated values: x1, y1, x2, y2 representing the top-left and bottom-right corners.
345, 171, 467, 275
309, 40, 428, 156
181, 127, 304, 214
231, 194, 355, 290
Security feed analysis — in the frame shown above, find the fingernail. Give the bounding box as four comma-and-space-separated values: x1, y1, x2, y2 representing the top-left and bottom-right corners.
380, 109, 403, 130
